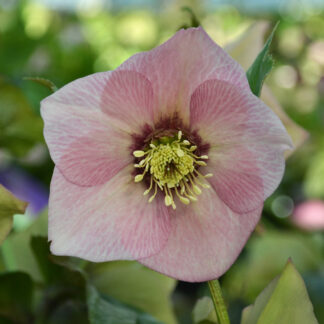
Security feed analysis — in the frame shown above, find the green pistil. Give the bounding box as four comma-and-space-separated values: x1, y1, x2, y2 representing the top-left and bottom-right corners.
133, 131, 212, 209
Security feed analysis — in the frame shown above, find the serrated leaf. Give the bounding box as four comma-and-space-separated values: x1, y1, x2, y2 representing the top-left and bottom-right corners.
241, 260, 319, 324
246, 22, 279, 97
192, 296, 218, 324
0, 185, 27, 245
23, 77, 58, 93
87, 261, 177, 324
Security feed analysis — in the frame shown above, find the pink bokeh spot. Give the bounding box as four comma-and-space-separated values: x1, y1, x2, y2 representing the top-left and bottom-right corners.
292, 200, 324, 231
41, 27, 292, 282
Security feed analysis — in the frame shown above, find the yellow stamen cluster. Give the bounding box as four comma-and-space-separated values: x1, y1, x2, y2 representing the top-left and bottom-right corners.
133, 131, 212, 209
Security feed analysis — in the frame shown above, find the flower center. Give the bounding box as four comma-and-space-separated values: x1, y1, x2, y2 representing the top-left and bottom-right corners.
133, 131, 212, 209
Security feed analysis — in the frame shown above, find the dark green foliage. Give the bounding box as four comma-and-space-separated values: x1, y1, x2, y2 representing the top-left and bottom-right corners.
0, 272, 34, 324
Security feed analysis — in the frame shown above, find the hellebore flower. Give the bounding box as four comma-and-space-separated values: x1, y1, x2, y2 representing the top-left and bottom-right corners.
41, 27, 292, 282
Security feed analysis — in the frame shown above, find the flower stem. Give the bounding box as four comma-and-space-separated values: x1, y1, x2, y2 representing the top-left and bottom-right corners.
208, 279, 230, 324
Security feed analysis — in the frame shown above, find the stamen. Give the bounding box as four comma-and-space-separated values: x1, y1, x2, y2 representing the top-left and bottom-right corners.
133, 150, 146, 157
165, 195, 172, 207
175, 186, 190, 205
193, 185, 202, 195
143, 177, 153, 195
195, 161, 207, 166
148, 183, 158, 203
176, 149, 184, 157
135, 174, 144, 182
194, 169, 213, 179
133, 131, 212, 208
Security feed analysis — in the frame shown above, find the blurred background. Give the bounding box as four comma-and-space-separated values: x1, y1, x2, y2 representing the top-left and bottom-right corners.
0, 0, 323, 323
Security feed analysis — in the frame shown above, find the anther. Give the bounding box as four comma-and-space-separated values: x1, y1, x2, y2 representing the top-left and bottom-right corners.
176, 149, 184, 157
188, 195, 197, 202
179, 196, 190, 204
134, 174, 144, 182
200, 155, 209, 160
193, 185, 202, 195
133, 150, 145, 157
195, 161, 207, 166
165, 195, 172, 206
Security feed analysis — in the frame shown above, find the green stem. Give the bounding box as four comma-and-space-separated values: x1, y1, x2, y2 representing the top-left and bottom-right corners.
208, 279, 230, 324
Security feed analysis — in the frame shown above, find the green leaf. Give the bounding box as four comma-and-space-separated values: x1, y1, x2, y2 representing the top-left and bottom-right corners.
1, 209, 48, 280
87, 284, 137, 324
87, 261, 177, 324
246, 22, 279, 97
0, 185, 27, 245
29, 236, 88, 324
28, 238, 162, 324
0, 78, 44, 157
192, 296, 218, 324
87, 284, 163, 324
222, 230, 323, 303
241, 260, 319, 324
30, 236, 85, 289
0, 272, 34, 323
23, 77, 58, 93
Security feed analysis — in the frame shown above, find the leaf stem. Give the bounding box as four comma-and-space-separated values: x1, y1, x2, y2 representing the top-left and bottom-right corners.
208, 279, 230, 324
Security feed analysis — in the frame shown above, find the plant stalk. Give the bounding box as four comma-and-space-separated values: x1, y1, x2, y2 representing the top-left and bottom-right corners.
208, 279, 231, 324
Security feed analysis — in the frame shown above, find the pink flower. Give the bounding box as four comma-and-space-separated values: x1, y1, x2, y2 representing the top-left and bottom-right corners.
292, 200, 324, 231
41, 27, 292, 282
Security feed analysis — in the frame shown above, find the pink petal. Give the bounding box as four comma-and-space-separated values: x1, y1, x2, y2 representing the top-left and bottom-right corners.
48, 167, 172, 261
118, 27, 249, 125
41, 71, 154, 187
190, 79, 293, 213
139, 188, 263, 282
100, 70, 154, 133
